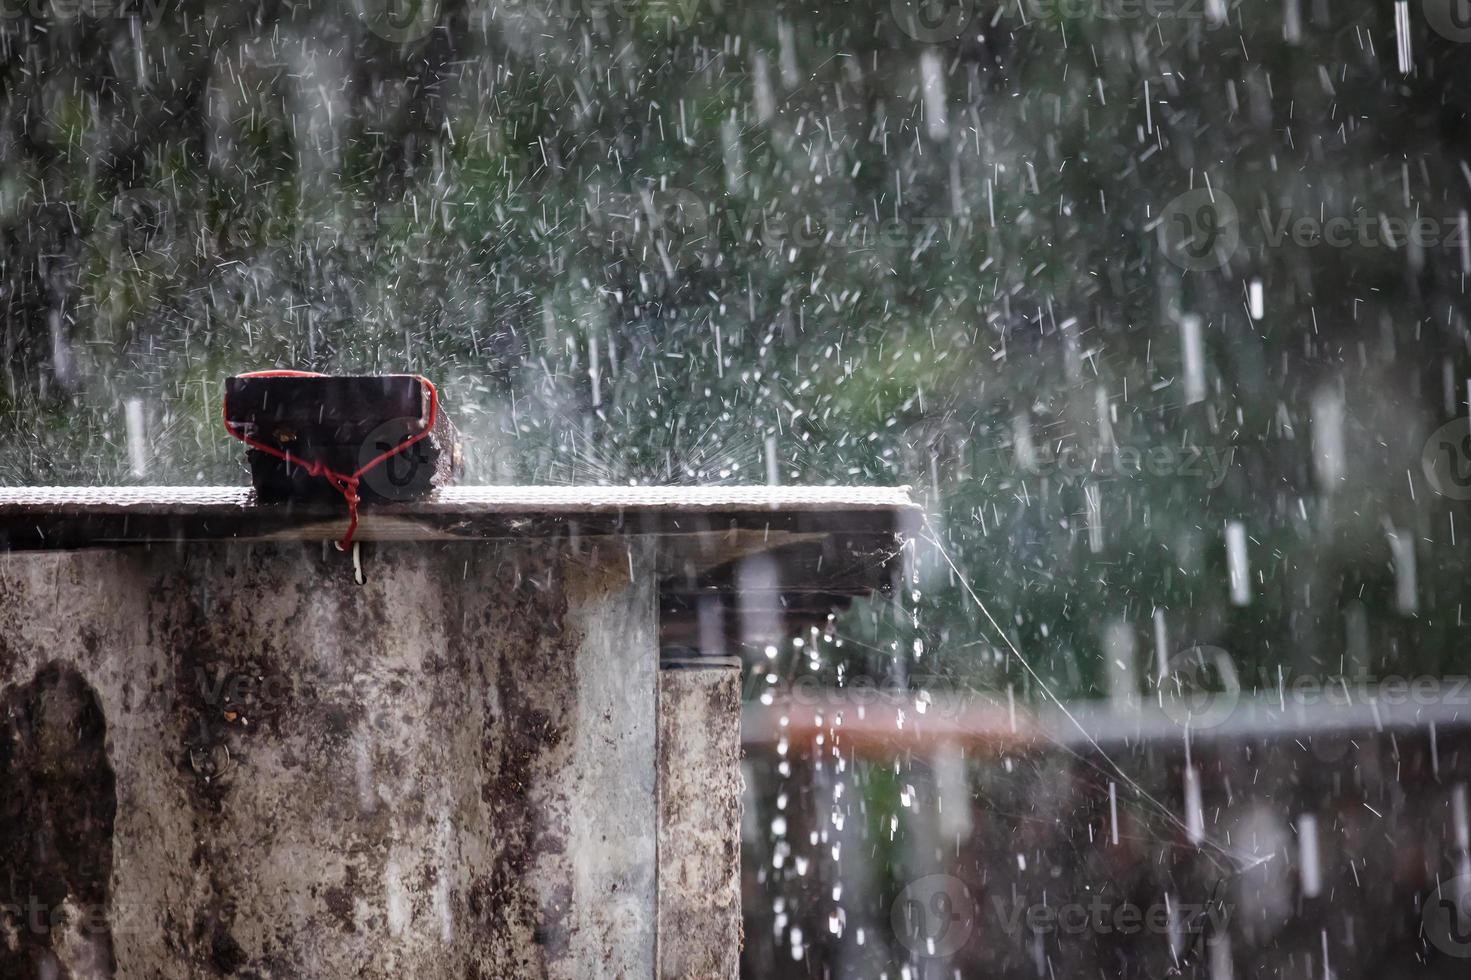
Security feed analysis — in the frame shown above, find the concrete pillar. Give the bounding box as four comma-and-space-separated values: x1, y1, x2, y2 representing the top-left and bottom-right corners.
656, 660, 741, 979
0, 483, 915, 979
0, 540, 666, 979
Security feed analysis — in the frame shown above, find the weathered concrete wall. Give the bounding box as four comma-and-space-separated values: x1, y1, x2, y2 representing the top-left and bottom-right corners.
657, 665, 742, 980
0, 540, 658, 979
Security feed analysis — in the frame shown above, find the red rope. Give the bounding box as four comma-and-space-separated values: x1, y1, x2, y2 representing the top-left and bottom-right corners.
222, 370, 439, 551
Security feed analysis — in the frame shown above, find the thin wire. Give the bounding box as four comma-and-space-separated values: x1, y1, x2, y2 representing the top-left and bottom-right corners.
919, 516, 1257, 873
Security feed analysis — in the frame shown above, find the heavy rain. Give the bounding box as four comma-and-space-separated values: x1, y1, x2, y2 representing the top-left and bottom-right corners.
2, 0, 1471, 977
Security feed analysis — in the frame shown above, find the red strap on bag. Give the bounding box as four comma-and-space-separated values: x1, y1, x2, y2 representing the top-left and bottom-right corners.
221, 370, 439, 551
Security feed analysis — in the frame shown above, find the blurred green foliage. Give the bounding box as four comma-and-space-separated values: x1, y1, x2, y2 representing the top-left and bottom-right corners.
2, 0, 1471, 700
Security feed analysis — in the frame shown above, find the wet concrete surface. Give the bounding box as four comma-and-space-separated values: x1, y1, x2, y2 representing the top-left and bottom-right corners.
0, 541, 659, 979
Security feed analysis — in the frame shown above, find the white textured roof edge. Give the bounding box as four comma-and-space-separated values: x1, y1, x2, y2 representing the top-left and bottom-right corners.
0, 484, 919, 512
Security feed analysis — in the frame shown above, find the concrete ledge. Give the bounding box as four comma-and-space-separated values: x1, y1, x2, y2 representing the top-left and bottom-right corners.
0, 484, 916, 527
0, 485, 918, 648
0, 485, 917, 551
